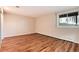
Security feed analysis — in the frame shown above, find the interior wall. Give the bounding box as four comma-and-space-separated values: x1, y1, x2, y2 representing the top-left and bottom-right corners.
1, 8, 4, 39
3, 12, 79, 43
0, 13, 1, 39
3, 13, 35, 37
35, 13, 79, 43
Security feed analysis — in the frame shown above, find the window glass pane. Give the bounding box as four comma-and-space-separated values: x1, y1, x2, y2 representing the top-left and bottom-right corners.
59, 17, 67, 23
77, 15, 79, 25
67, 16, 76, 25
59, 16, 76, 26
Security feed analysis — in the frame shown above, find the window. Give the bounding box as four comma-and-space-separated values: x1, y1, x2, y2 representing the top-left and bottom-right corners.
57, 12, 79, 28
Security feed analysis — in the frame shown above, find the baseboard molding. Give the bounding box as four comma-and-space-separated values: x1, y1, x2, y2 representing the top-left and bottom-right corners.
3, 33, 36, 38
3, 32, 79, 44
36, 33, 79, 44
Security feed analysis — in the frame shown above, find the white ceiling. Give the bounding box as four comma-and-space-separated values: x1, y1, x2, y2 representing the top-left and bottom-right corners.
3, 6, 79, 18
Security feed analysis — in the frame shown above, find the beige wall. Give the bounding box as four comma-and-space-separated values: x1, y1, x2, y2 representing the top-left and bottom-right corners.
3, 13, 35, 37
0, 14, 1, 39
35, 13, 79, 43
3, 12, 79, 43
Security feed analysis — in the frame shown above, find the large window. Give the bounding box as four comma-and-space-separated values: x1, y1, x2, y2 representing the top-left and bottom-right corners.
57, 12, 79, 28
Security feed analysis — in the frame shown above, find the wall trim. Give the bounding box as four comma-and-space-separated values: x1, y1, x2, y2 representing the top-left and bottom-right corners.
37, 32, 79, 44
4, 33, 36, 39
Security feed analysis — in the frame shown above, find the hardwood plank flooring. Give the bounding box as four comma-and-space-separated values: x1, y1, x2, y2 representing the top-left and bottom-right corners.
0, 33, 79, 52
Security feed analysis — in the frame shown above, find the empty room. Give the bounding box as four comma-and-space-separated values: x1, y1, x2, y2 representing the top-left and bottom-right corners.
0, 6, 79, 52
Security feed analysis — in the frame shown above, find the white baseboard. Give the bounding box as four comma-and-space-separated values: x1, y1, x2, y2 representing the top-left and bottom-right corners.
37, 32, 79, 44
3, 33, 36, 38
2, 32, 79, 44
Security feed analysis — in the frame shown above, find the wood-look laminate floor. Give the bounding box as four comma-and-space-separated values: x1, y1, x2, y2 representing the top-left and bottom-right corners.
0, 33, 79, 52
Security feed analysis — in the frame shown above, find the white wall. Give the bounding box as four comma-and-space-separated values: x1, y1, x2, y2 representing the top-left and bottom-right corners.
3, 12, 79, 43
0, 13, 1, 39
1, 8, 4, 39
3, 13, 35, 37
35, 13, 79, 43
